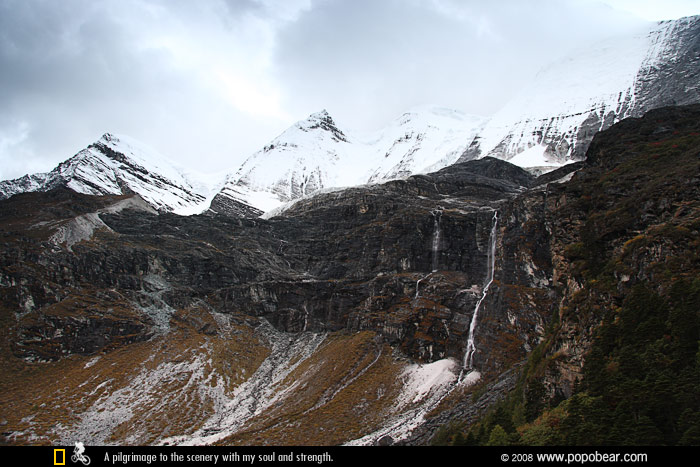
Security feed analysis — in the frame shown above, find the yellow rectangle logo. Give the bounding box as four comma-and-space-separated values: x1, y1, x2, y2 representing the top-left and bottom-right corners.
54, 449, 66, 465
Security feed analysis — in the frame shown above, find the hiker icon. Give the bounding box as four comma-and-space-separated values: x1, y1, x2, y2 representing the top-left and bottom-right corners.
71, 442, 91, 466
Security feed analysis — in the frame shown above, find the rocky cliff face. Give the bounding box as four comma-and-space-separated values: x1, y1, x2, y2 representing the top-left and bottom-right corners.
535, 104, 700, 400
0, 155, 545, 366
1, 105, 698, 445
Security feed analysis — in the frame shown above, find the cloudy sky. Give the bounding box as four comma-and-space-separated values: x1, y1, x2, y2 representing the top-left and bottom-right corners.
0, 0, 698, 181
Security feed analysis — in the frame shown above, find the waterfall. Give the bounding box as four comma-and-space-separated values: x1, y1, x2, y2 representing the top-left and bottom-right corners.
462, 210, 498, 372
415, 209, 443, 300
414, 272, 432, 299
431, 209, 442, 273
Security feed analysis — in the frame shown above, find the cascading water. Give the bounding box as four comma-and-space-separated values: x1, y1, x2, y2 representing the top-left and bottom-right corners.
462, 210, 498, 374
431, 209, 442, 273
414, 273, 431, 299
415, 209, 442, 300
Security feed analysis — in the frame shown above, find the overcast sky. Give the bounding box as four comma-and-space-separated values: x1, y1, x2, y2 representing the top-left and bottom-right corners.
1, 0, 698, 181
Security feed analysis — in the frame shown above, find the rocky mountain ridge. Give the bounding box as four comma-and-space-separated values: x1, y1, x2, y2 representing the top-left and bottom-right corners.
218, 14, 700, 212
0, 133, 216, 215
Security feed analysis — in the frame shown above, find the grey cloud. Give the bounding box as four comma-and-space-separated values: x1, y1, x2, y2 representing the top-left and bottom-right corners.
0, 0, 274, 178
271, 0, 647, 129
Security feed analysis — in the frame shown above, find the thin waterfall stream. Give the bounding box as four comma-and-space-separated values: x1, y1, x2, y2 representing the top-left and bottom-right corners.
461, 210, 498, 377
415, 209, 442, 300
431, 209, 442, 272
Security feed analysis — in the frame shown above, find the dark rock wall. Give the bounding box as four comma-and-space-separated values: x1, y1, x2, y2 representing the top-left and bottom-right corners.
1, 157, 540, 369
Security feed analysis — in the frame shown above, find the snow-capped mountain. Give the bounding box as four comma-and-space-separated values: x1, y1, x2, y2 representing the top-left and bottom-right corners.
211, 110, 353, 215
458, 15, 700, 168
210, 107, 486, 214
0, 133, 217, 215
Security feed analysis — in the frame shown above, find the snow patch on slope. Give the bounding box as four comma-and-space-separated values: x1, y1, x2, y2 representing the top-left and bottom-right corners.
161, 323, 327, 446
400, 358, 459, 405
346, 357, 462, 445
48, 194, 158, 251
507, 144, 556, 168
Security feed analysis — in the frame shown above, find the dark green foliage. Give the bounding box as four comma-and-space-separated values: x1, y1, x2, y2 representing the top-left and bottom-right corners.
430, 423, 455, 446
563, 279, 700, 446
492, 405, 516, 433
429, 421, 467, 446
487, 425, 510, 446
524, 378, 546, 423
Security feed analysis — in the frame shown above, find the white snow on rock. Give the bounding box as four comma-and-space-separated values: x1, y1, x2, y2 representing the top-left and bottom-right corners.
0, 133, 221, 215
215, 107, 487, 213
160, 324, 327, 446
506, 144, 562, 170
345, 358, 463, 446
467, 17, 698, 167
400, 358, 460, 405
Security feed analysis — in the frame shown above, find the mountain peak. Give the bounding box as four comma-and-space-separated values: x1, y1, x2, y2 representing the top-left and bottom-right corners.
100, 132, 117, 142
457, 14, 700, 166
309, 109, 331, 120
304, 109, 339, 130
294, 109, 347, 142
97, 132, 140, 149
